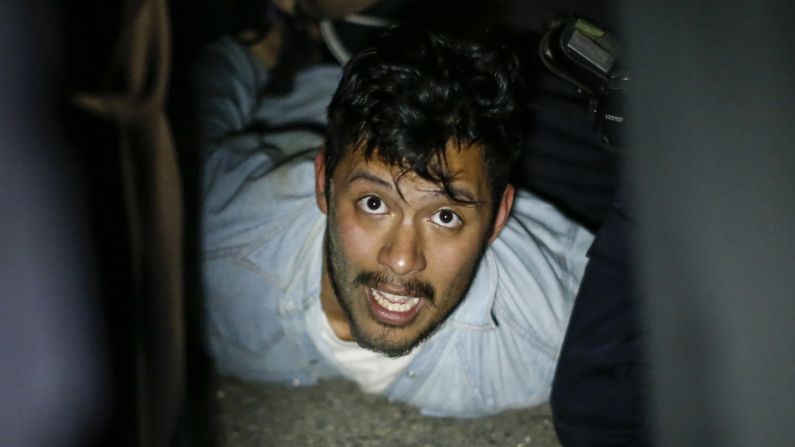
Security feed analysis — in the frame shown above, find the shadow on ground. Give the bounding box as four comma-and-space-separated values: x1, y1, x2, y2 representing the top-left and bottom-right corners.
216, 377, 560, 446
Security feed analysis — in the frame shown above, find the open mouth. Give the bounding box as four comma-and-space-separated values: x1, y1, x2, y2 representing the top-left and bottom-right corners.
365, 287, 424, 327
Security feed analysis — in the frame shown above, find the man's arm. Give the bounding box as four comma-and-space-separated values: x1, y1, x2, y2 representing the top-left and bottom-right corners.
193, 37, 269, 147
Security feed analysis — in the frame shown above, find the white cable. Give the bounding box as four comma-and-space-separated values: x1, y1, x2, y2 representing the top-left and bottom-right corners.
319, 14, 394, 65
319, 19, 351, 65
343, 13, 396, 27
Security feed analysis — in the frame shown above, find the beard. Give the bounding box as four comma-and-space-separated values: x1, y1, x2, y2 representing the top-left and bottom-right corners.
324, 218, 487, 358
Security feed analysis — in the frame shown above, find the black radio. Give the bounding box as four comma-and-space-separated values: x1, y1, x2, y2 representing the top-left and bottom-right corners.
538, 16, 629, 151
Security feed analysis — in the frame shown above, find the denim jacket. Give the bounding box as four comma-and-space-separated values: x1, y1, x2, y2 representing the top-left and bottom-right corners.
198, 38, 593, 417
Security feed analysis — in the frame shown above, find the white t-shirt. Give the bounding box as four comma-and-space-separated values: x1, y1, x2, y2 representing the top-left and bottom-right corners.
305, 295, 418, 394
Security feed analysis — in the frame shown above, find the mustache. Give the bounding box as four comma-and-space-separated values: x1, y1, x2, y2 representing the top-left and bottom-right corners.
354, 271, 435, 301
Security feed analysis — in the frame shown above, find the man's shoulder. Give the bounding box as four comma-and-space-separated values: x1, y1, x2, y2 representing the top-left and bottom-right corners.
203, 153, 321, 253
496, 188, 595, 269
488, 188, 593, 344
445, 188, 594, 352
202, 154, 325, 303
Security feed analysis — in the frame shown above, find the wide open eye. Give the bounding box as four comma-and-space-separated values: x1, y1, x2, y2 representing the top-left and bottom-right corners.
430, 209, 463, 229
356, 195, 388, 214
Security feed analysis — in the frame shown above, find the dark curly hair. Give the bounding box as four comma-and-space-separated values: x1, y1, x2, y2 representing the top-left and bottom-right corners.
324, 25, 528, 211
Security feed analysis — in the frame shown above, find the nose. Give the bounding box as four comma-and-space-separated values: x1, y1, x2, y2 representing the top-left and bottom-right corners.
377, 221, 427, 275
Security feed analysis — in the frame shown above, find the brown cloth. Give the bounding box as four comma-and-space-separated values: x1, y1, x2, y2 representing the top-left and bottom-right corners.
74, 0, 184, 445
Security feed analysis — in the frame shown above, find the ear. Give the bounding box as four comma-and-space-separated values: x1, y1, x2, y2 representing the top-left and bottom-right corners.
488, 184, 515, 243
314, 149, 329, 214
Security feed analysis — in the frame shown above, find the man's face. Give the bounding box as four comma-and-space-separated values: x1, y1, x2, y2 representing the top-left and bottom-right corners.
315, 143, 514, 357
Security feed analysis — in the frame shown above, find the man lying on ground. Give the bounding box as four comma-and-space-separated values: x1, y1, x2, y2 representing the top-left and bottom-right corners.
196, 24, 592, 417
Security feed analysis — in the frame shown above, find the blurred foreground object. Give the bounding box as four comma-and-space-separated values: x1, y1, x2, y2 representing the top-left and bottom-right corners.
74, 0, 186, 444
1, 0, 190, 445
0, 1, 110, 446
624, 2, 795, 446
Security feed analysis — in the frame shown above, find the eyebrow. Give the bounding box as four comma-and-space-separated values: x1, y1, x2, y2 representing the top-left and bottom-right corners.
348, 171, 394, 189
348, 169, 482, 207
436, 185, 478, 204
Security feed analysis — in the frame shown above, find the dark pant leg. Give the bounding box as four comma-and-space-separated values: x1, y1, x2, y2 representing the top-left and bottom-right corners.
550, 186, 647, 446
511, 36, 643, 443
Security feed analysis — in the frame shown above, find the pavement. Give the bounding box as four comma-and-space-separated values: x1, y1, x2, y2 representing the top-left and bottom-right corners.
215, 377, 561, 447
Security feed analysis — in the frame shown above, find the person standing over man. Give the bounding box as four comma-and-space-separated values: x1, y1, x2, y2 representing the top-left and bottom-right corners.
196, 24, 593, 417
